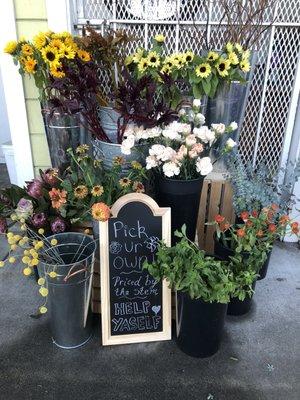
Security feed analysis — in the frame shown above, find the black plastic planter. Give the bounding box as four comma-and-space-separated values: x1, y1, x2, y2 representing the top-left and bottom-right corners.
176, 291, 228, 358
257, 249, 272, 280
227, 281, 257, 316
156, 176, 204, 244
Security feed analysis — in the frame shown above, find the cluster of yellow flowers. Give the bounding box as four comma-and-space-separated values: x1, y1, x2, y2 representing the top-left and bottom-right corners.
4, 31, 91, 79
0, 227, 59, 314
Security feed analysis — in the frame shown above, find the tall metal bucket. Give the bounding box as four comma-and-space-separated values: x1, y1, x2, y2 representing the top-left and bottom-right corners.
98, 106, 121, 143
42, 109, 89, 172
40, 232, 96, 349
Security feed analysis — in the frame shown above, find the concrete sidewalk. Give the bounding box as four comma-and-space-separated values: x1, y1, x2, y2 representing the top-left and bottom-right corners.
0, 240, 299, 400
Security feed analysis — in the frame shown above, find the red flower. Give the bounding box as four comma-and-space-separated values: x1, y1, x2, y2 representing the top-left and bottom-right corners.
256, 229, 264, 238
224, 222, 231, 231
291, 222, 299, 235
251, 210, 258, 218
279, 215, 289, 225
214, 214, 225, 224
240, 211, 249, 221
268, 223, 277, 233
267, 210, 274, 221
271, 203, 279, 211
237, 228, 246, 238
246, 220, 253, 227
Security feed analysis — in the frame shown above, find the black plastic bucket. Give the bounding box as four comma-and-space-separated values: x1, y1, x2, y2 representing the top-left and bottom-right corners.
176, 291, 228, 358
156, 176, 204, 244
40, 233, 96, 349
257, 248, 272, 280
227, 280, 256, 316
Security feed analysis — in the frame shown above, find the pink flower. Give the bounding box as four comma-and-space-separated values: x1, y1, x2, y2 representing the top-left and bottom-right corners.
175, 145, 187, 161
185, 134, 197, 147
26, 179, 44, 199
189, 143, 204, 158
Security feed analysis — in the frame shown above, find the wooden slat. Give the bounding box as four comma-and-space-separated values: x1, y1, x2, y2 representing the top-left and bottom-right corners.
221, 181, 234, 223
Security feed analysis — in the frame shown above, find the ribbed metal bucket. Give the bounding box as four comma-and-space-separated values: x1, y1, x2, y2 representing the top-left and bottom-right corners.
40, 233, 96, 349
98, 106, 121, 143
42, 109, 89, 172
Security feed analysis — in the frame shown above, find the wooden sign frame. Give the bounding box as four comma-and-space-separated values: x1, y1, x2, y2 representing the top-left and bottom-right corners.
99, 193, 172, 346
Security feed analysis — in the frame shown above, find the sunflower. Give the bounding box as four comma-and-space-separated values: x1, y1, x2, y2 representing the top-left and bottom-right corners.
49, 39, 64, 53
164, 56, 174, 68
91, 185, 104, 197
138, 57, 149, 73
125, 55, 134, 66
64, 37, 78, 51
52, 31, 72, 39
207, 51, 219, 62
21, 44, 34, 56
240, 60, 250, 72
41, 45, 60, 66
24, 58, 37, 74
184, 51, 194, 63
133, 181, 145, 193
216, 58, 231, 77
131, 161, 142, 170
226, 42, 234, 53
132, 48, 144, 63
235, 43, 243, 53
33, 32, 48, 50
119, 178, 131, 188
77, 49, 91, 62
171, 53, 184, 68
4, 40, 18, 54
147, 51, 160, 68
195, 63, 211, 78
50, 64, 65, 78
228, 52, 239, 65
74, 185, 88, 199
161, 65, 171, 75
242, 49, 251, 61
154, 34, 165, 43
60, 44, 76, 59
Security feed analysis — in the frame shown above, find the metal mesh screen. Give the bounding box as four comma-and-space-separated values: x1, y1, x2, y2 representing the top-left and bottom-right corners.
74, 0, 300, 171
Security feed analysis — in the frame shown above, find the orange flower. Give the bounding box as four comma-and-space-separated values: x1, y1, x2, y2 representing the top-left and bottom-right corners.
236, 228, 245, 238
91, 202, 110, 222
251, 210, 258, 218
268, 223, 277, 233
240, 211, 249, 221
271, 203, 279, 211
246, 220, 253, 227
279, 215, 289, 225
267, 210, 274, 221
291, 222, 299, 234
256, 229, 264, 238
221, 222, 231, 232
214, 214, 225, 224
49, 188, 67, 209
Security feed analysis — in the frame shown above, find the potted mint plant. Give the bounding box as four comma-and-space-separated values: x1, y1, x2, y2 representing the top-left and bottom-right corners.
143, 226, 234, 358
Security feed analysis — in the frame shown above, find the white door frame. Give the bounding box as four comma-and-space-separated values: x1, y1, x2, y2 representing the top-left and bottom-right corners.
0, 0, 34, 186
45, 0, 76, 32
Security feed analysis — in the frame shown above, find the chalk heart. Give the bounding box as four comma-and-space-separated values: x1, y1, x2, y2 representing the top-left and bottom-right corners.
152, 305, 161, 315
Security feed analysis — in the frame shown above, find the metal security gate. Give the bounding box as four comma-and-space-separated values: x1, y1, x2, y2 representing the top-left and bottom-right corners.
71, 0, 300, 172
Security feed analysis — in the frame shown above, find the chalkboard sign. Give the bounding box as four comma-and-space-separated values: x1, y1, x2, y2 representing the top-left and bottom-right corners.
99, 193, 171, 345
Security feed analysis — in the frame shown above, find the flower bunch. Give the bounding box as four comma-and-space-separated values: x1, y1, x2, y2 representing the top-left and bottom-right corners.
4, 31, 91, 101
121, 99, 237, 180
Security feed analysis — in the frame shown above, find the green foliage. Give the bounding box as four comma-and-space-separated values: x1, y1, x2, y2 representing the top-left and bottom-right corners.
143, 226, 235, 303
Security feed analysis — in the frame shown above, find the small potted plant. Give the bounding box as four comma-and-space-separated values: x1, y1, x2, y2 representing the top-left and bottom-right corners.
143, 226, 234, 358
124, 102, 237, 243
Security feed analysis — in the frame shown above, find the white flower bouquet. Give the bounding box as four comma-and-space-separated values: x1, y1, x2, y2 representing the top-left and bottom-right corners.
121, 99, 238, 180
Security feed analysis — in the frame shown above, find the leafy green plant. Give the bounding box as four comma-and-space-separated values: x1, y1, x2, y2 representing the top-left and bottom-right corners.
143, 225, 234, 303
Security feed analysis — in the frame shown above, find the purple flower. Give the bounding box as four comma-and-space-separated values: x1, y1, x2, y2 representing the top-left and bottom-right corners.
51, 217, 67, 233
15, 198, 34, 219
0, 218, 7, 234
26, 179, 44, 199
42, 168, 59, 187
31, 212, 47, 228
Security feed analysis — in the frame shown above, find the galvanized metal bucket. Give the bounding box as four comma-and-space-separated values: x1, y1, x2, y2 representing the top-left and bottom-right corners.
40, 232, 96, 349
98, 106, 122, 143
42, 109, 89, 172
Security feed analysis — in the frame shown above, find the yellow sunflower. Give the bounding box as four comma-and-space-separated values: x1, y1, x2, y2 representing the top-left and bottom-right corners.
41, 45, 60, 66
235, 43, 243, 53
125, 55, 134, 66
77, 49, 91, 62
74, 185, 88, 199
49, 39, 65, 53
21, 44, 34, 56
216, 58, 231, 77
119, 178, 131, 188
132, 48, 144, 63
184, 51, 194, 63
33, 32, 47, 50
195, 63, 211, 78
164, 56, 174, 68
154, 34, 165, 43
171, 53, 184, 68
240, 60, 250, 72
242, 49, 251, 61
131, 161, 142, 170
207, 51, 219, 62
61, 44, 76, 59
52, 31, 72, 39
4, 40, 18, 54
161, 65, 171, 75
147, 51, 160, 68
138, 57, 149, 73
228, 52, 239, 65
50, 64, 65, 78
226, 42, 234, 53
64, 37, 78, 50
91, 185, 104, 197
24, 58, 37, 74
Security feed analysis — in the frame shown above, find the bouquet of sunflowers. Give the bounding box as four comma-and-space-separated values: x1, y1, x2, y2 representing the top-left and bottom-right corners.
4, 31, 91, 101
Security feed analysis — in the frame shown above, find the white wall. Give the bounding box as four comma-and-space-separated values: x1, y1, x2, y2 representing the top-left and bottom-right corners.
0, 66, 11, 163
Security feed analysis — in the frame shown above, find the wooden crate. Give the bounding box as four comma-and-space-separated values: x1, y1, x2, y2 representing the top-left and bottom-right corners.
197, 173, 235, 254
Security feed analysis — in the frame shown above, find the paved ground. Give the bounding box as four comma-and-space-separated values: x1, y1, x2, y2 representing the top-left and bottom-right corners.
0, 238, 299, 400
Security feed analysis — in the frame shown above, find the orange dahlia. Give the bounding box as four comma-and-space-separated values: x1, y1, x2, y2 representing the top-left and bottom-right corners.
91, 203, 110, 222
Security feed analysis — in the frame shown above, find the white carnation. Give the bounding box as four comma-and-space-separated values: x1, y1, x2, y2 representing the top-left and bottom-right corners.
194, 113, 206, 125
226, 138, 237, 149
161, 146, 177, 162
196, 156, 213, 176
193, 98, 201, 108
149, 144, 165, 158
148, 126, 162, 138
162, 161, 181, 178
211, 123, 226, 135
178, 108, 186, 116
185, 134, 197, 146
146, 155, 158, 170
162, 129, 181, 141
194, 126, 215, 145
229, 121, 238, 131
121, 135, 135, 155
